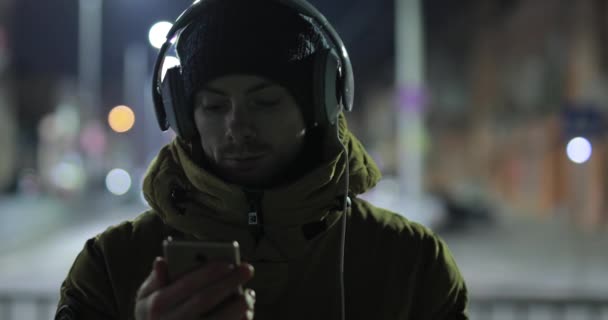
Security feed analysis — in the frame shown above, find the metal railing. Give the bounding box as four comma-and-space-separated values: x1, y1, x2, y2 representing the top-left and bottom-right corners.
469, 295, 608, 320
1, 291, 608, 320
0, 291, 58, 320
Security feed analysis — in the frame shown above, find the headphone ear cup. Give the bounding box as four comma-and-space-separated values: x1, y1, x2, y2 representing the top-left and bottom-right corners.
312, 48, 341, 127
161, 67, 198, 141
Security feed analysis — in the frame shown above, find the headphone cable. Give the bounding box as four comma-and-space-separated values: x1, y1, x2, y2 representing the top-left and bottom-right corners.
337, 123, 350, 320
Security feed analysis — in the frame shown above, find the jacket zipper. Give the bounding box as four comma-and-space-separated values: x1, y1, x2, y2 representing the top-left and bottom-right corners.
244, 190, 264, 242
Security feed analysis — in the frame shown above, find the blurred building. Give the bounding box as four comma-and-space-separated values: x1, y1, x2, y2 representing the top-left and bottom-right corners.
352, 0, 608, 229
425, 0, 608, 228
0, 0, 17, 192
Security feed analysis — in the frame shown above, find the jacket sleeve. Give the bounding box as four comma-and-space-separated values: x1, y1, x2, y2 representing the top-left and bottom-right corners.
55, 237, 118, 320
419, 234, 469, 320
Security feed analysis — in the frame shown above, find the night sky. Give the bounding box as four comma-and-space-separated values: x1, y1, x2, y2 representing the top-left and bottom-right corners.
9, 0, 484, 117
11, 0, 393, 76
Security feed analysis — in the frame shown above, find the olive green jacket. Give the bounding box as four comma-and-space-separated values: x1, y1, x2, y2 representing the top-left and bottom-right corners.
56, 116, 468, 319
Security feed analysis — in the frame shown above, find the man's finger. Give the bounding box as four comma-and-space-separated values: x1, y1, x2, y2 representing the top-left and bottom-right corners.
154, 257, 169, 287
144, 261, 236, 315
157, 264, 254, 319
137, 257, 167, 299
204, 294, 251, 320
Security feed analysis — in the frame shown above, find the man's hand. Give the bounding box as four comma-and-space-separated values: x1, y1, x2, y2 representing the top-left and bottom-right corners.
135, 257, 255, 320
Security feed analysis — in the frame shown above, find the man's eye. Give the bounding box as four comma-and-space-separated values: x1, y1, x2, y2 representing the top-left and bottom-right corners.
202, 104, 227, 112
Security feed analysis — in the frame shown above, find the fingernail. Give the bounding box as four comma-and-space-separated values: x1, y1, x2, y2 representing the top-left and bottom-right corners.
153, 258, 162, 273
248, 289, 256, 299
247, 264, 255, 276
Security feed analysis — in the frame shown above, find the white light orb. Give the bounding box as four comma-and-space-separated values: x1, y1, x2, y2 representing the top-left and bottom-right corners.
105, 168, 132, 196
148, 21, 173, 49
566, 137, 592, 164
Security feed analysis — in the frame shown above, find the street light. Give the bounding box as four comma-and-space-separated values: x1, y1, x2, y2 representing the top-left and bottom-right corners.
108, 105, 136, 133
567, 137, 592, 164
148, 21, 173, 49
105, 168, 132, 196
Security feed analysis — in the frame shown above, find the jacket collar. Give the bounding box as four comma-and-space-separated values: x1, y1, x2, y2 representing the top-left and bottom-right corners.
142, 114, 381, 259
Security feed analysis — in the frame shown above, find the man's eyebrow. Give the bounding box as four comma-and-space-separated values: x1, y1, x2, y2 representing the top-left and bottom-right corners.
203, 82, 275, 96
202, 87, 228, 97
245, 82, 274, 94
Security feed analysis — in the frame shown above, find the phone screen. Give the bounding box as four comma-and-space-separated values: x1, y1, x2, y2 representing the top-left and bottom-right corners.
163, 240, 241, 281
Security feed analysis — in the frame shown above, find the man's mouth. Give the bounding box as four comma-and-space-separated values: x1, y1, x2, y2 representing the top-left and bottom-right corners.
224, 153, 266, 161
222, 154, 267, 170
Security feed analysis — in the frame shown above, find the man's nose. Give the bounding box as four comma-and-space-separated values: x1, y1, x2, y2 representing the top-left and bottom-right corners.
226, 104, 256, 142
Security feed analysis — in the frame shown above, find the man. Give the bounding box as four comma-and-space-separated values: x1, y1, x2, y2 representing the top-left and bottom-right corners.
56, 0, 468, 319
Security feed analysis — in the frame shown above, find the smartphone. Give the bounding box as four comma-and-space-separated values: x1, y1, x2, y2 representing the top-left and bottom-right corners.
163, 239, 241, 282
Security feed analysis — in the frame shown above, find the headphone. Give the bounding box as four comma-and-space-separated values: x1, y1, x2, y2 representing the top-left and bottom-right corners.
152, 0, 355, 141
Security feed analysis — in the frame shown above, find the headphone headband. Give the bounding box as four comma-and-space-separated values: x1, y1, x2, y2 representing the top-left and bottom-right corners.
152, 0, 354, 132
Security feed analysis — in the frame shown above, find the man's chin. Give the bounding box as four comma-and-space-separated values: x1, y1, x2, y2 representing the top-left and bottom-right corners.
219, 168, 273, 188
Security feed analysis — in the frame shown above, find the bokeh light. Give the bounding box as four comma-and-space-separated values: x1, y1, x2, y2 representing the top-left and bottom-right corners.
55, 103, 80, 138
566, 137, 592, 164
18, 169, 40, 195
50, 161, 86, 191
108, 105, 135, 133
148, 21, 173, 49
80, 121, 107, 157
105, 169, 132, 196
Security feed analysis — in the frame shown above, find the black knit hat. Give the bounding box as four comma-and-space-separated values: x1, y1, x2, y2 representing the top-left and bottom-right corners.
176, 0, 331, 125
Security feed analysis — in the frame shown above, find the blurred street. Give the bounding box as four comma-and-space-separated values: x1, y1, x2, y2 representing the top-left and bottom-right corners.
444, 213, 608, 298
0, 194, 145, 294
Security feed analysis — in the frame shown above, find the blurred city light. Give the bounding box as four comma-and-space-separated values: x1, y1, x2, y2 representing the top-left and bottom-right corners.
108, 105, 135, 133
50, 161, 86, 192
55, 103, 80, 137
80, 121, 107, 157
148, 21, 173, 49
17, 169, 40, 195
162, 56, 181, 80
38, 106, 80, 143
105, 169, 132, 196
566, 137, 592, 164
38, 113, 59, 142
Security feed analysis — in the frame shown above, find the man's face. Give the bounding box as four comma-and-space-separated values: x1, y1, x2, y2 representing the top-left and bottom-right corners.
193, 75, 307, 188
